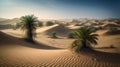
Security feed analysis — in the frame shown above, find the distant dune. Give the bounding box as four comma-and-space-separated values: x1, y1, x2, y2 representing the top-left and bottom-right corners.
0, 18, 9, 22
104, 30, 120, 35
0, 18, 20, 25
44, 25, 72, 37
0, 18, 21, 30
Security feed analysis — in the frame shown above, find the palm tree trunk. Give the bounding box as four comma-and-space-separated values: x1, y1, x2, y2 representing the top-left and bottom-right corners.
82, 40, 88, 48
26, 30, 33, 42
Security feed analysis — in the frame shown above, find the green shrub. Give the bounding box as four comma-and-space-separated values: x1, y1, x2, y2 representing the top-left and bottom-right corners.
38, 21, 43, 27
68, 32, 75, 38
51, 32, 57, 38
46, 21, 54, 26
109, 27, 118, 32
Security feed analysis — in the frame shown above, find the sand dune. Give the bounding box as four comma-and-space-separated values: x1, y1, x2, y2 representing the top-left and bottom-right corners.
94, 30, 120, 53
0, 31, 60, 49
44, 25, 72, 37
36, 24, 58, 33
104, 30, 120, 35
0, 31, 120, 67
1, 26, 75, 48
67, 25, 80, 29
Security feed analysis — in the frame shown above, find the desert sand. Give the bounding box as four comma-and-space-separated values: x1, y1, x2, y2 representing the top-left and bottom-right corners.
0, 24, 120, 67
0, 31, 120, 67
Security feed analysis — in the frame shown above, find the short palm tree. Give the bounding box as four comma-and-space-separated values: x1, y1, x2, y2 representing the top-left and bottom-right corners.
20, 15, 37, 41
71, 26, 99, 52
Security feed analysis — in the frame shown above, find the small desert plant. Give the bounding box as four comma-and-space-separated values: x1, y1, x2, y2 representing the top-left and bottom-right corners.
15, 22, 21, 29
51, 32, 57, 38
110, 44, 115, 48
38, 21, 43, 27
109, 27, 118, 32
68, 32, 75, 38
70, 26, 99, 53
46, 21, 54, 26
98, 26, 103, 30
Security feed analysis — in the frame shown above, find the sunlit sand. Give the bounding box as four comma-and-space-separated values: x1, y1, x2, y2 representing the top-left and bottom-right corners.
0, 21, 120, 66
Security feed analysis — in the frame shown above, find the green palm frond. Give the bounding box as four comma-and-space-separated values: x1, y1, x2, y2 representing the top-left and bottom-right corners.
71, 26, 99, 51
19, 15, 38, 41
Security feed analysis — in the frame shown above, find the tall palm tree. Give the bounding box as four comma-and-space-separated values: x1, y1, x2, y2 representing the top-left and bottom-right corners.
71, 26, 99, 51
20, 15, 37, 41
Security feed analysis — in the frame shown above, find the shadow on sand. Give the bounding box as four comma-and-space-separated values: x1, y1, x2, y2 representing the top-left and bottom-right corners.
0, 31, 62, 50
79, 48, 120, 63
21, 38, 63, 50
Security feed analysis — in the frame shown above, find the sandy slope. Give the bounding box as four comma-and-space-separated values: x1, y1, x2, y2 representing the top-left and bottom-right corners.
94, 30, 120, 53
2, 27, 120, 51
35, 34, 74, 48
67, 25, 81, 29
0, 31, 120, 67
1, 25, 75, 48
36, 24, 58, 33
43, 25, 72, 37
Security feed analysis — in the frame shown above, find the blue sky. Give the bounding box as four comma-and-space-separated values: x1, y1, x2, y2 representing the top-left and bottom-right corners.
0, 0, 120, 19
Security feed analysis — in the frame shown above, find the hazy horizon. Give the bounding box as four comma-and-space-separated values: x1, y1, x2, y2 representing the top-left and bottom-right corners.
0, 0, 120, 19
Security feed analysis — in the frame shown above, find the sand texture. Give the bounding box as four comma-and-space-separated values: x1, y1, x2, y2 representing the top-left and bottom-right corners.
0, 31, 120, 67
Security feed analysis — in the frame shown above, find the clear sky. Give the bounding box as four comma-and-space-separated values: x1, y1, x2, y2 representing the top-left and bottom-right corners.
0, 0, 120, 19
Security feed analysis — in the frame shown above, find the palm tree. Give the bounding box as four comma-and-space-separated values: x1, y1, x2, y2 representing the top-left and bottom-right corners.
20, 15, 37, 42
71, 26, 99, 51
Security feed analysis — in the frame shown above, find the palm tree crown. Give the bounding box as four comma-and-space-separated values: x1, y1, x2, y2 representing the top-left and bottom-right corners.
20, 15, 37, 41
73, 26, 99, 50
